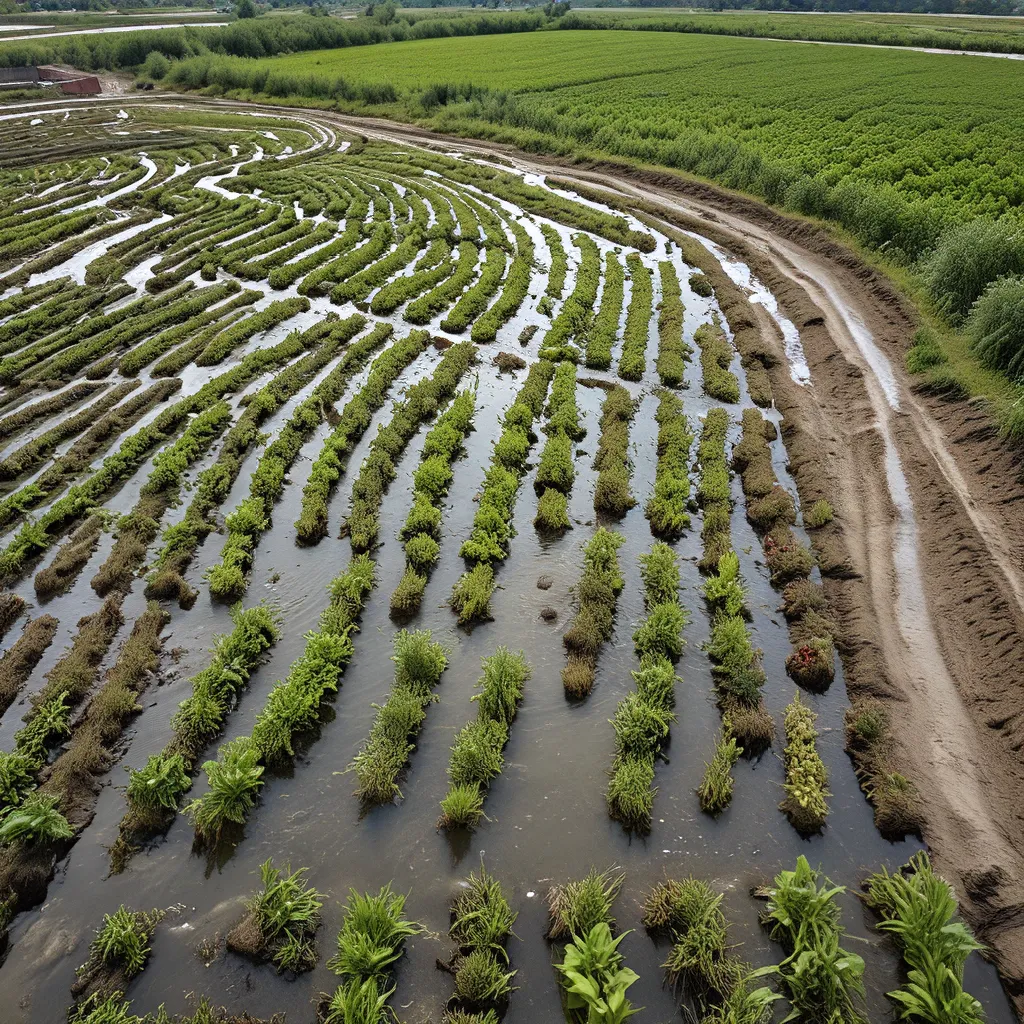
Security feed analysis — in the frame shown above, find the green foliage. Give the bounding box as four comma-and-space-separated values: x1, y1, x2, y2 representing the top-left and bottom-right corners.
450, 865, 518, 957
125, 753, 190, 814
656, 261, 690, 387
350, 630, 448, 803
759, 856, 865, 1024
555, 922, 640, 1024
548, 868, 624, 941
804, 499, 834, 528
328, 884, 421, 981
186, 737, 264, 844
0, 792, 73, 846
535, 487, 572, 532
81, 906, 163, 979
694, 319, 740, 403
968, 274, 1024, 380
645, 391, 693, 539
698, 733, 742, 814
451, 562, 496, 625
586, 252, 624, 370
455, 948, 517, 1004
244, 858, 324, 973
864, 853, 984, 1024
617, 254, 653, 382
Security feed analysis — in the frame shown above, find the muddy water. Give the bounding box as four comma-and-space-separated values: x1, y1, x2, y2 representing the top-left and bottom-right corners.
0, 137, 1014, 1024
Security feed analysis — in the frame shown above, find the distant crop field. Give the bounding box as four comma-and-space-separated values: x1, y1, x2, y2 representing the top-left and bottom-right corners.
264, 30, 1024, 225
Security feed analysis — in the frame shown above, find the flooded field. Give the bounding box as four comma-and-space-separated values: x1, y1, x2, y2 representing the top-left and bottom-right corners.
0, 103, 1010, 1024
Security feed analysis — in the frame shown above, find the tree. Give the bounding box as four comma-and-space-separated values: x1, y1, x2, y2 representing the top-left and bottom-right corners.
236, 0, 257, 18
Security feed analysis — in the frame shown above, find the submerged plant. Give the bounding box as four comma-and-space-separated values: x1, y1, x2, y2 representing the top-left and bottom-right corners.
328, 884, 422, 981
548, 868, 624, 941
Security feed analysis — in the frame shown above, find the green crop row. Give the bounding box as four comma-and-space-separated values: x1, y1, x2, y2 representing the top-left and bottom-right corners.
780, 692, 829, 834
695, 407, 732, 573
369, 239, 453, 316
349, 629, 449, 804
584, 251, 624, 371
187, 555, 376, 845
538, 233, 601, 363
656, 262, 690, 388
391, 389, 477, 617
452, 359, 555, 624
293, 326, 424, 545
694, 318, 740, 404
330, 230, 426, 305
438, 647, 531, 830
148, 318, 360, 607
236, 220, 337, 281
562, 527, 625, 699
405, 240, 479, 324
471, 221, 535, 343
306, 222, 393, 300
617, 253, 653, 382
440, 243, 507, 333
205, 315, 370, 602
347, 340, 477, 552
111, 603, 280, 873
645, 391, 693, 539
0, 282, 114, 357
592, 384, 636, 518
541, 224, 567, 300
607, 542, 684, 833
197, 296, 310, 367
268, 218, 363, 290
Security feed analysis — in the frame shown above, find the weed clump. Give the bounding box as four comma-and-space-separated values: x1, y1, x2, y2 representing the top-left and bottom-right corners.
689, 272, 713, 298
227, 859, 324, 973
547, 868, 624, 941
72, 905, 164, 1004
562, 529, 625, 698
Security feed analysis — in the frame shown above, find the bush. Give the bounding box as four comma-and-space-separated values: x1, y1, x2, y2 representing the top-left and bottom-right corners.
968, 274, 1024, 380
925, 219, 1024, 323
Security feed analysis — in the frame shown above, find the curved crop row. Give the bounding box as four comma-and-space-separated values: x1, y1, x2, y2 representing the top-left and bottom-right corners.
607, 542, 685, 833
405, 240, 479, 324
294, 327, 427, 545
196, 296, 310, 367
148, 317, 370, 607
471, 221, 535, 343
110, 603, 280, 873
538, 234, 601, 363
0, 382, 106, 442
452, 359, 555, 624
440, 243, 507, 333
186, 555, 376, 845
347, 340, 477, 552
370, 238, 453, 316
391, 389, 477, 616
645, 390, 694, 539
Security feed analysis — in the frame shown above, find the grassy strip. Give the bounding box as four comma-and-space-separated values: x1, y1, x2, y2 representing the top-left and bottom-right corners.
196, 296, 310, 367
643, 878, 778, 1015
187, 555, 375, 846
0, 383, 106, 442
332, 231, 427, 306
694, 318, 740, 403
542, 224, 568, 301
534, 360, 584, 532
269, 218, 364, 291
656, 262, 690, 388
438, 647, 530, 830
562, 528, 625, 699
391, 389, 477, 617
205, 315, 370, 601
348, 340, 477, 553
226, 859, 325, 973
0, 283, 109, 359
645, 391, 693, 539
538, 234, 601, 363
452, 360, 556, 624
759, 857, 866, 1024
0, 382, 140, 483
607, 542, 685, 832
0, 614, 58, 719
118, 289, 260, 377
471, 221, 534, 343
110, 603, 279, 873
349, 629, 449, 804
148, 307, 248, 377
779, 692, 829, 834
548, 869, 640, 1021
294, 327, 426, 545
92, 403, 234, 598
33, 514, 107, 601
864, 853, 984, 1024
440, 865, 518, 1012
149, 320, 377, 604
584, 251, 624, 370
323, 885, 422, 1024
617, 253, 653, 382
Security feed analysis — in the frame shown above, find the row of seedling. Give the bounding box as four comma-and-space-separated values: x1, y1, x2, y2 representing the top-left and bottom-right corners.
186, 556, 376, 846
391, 389, 477, 616
584, 251, 624, 370
617, 252, 653, 381
591, 382, 636, 518
538, 234, 601, 363
646, 390, 694, 540
655, 261, 691, 388
451, 359, 556, 625
534, 360, 585, 533
607, 542, 686, 833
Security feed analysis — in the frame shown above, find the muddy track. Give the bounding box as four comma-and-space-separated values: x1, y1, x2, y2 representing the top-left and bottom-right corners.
13, 93, 1024, 1005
